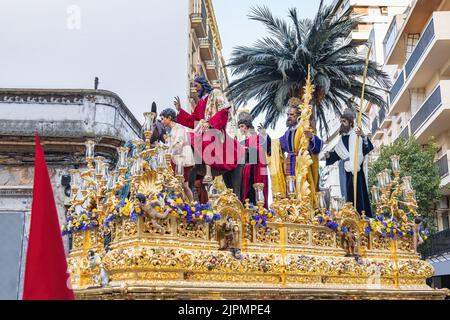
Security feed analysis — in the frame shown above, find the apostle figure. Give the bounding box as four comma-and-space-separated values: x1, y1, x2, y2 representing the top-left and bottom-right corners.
174, 76, 244, 198
160, 108, 195, 202
237, 114, 268, 208
325, 109, 374, 217
260, 98, 323, 206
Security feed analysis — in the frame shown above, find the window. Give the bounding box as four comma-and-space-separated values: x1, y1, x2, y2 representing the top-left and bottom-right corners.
380, 7, 388, 16
405, 33, 420, 59
443, 213, 450, 230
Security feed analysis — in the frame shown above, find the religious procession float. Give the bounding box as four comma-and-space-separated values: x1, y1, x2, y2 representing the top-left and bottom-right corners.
63, 75, 448, 300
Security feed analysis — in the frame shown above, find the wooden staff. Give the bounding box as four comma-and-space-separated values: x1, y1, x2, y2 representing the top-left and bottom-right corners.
353, 45, 372, 210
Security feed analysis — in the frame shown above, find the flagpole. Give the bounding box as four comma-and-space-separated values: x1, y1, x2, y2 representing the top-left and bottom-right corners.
353, 45, 372, 210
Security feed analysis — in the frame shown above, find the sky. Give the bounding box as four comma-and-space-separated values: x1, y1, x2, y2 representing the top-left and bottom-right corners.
0, 0, 333, 127
0, 0, 189, 123
214, 0, 334, 136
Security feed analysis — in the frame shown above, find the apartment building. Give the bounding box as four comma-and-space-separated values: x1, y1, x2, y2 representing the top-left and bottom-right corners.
323, 0, 412, 197
370, 0, 450, 289
188, 0, 230, 111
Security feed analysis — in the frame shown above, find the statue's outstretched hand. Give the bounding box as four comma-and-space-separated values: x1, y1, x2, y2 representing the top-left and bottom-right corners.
173, 96, 181, 111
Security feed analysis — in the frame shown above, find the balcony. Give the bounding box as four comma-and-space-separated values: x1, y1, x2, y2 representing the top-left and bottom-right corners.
346, 30, 371, 44
385, 0, 444, 66
388, 12, 450, 115
437, 153, 449, 178
371, 117, 384, 140
379, 107, 392, 129
398, 125, 410, 140
205, 60, 218, 80
190, 0, 207, 38
199, 37, 213, 61
383, 14, 406, 60
410, 80, 450, 144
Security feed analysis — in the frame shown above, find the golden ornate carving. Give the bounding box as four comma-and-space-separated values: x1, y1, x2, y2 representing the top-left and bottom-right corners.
123, 220, 138, 237
312, 230, 336, 247
255, 226, 280, 244
143, 216, 171, 236
177, 221, 208, 239
288, 229, 309, 245
372, 236, 391, 251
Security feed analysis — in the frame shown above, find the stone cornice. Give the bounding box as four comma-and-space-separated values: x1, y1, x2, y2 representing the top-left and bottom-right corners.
0, 186, 33, 197
205, 0, 222, 51
0, 88, 141, 131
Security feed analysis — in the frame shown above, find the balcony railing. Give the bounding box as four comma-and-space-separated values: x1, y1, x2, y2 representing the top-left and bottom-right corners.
398, 125, 410, 140
388, 15, 441, 110
405, 18, 435, 78
191, 0, 207, 38
410, 85, 442, 135
389, 71, 404, 105
420, 228, 450, 260
436, 154, 449, 178
371, 117, 379, 136
383, 17, 398, 60
379, 107, 386, 124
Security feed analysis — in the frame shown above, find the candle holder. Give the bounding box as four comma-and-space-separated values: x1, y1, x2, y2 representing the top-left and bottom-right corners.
174, 156, 185, 182
94, 156, 105, 180
317, 191, 327, 213
391, 155, 401, 177
69, 169, 80, 197
143, 112, 157, 149
253, 183, 265, 207
286, 176, 296, 199
85, 140, 95, 169
117, 147, 129, 168
157, 145, 167, 170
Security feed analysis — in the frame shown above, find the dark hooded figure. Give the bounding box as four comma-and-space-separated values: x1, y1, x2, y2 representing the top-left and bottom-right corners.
325, 109, 374, 217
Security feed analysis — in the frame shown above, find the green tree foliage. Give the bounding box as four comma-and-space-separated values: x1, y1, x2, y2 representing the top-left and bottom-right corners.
368, 138, 441, 231
227, 0, 390, 134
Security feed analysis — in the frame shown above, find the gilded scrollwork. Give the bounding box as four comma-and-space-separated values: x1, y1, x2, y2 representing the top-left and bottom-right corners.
255, 226, 280, 244
123, 220, 138, 237
143, 216, 171, 236
288, 229, 309, 245
398, 237, 414, 252
312, 230, 336, 247
177, 221, 208, 239
372, 236, 391, 251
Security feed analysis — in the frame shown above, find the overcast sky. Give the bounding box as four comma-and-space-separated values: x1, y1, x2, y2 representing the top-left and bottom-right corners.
0, 0, 189, 122
0, 0, 332, 128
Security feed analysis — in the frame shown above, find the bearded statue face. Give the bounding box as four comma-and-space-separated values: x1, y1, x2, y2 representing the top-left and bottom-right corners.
339, 118, 353, 134
286, 107, 300, 128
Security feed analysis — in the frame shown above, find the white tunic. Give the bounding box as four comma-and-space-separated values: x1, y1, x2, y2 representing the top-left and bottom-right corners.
169, 123, 195, 167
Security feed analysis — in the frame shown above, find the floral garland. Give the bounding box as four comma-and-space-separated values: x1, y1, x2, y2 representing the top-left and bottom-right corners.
313, 210, 429, 240
104, 198, 143, 227
313, 210, 346, 233
248, 204, 276, 227
103, 192, 222, 227
159, 192, 222, 223
62, 209, 99, 236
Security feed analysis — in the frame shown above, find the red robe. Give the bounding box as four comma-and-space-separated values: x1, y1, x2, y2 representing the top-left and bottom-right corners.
242, 133, 269, 208
176, 95, 243, 172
